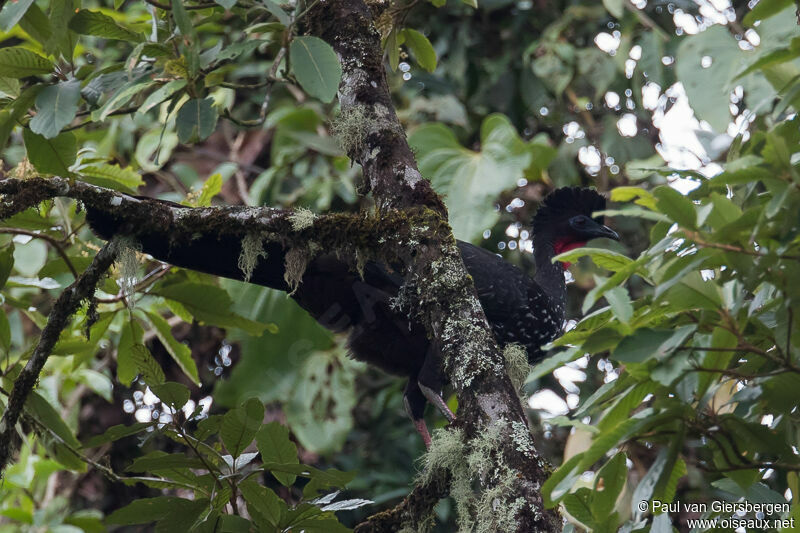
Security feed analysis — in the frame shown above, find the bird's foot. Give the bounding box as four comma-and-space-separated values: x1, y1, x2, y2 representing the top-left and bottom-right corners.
419, 383, 456, 423
404, 394, 432, 449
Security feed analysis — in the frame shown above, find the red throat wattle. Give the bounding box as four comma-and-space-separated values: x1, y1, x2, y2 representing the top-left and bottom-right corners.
553, 239, 586, 270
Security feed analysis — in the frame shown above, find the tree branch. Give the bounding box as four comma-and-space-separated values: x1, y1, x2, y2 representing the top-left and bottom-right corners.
0, 237, 120, 475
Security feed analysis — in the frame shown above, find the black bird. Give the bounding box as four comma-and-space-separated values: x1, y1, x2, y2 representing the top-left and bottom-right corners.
88, 187, 619, 445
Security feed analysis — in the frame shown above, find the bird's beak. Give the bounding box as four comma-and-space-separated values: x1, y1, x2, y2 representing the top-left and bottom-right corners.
584, 220, 620, 241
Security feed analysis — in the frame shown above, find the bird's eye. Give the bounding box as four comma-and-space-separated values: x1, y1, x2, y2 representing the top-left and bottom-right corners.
575, 217, 586, 226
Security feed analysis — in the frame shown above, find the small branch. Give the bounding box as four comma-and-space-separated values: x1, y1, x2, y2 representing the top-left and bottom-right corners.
0, 228, 79, 278
354, 470, 449, 533
0, 238, 120, 475
143, 0, 219, 10
683, 230, 800, 261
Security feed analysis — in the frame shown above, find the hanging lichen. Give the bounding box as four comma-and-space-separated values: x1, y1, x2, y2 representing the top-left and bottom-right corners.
238, 232, 268, 282
503, 343, 530, 391
115, 236, 141, 309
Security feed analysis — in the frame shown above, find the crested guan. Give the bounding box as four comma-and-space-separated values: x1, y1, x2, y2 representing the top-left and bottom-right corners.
88, 186, 619, 445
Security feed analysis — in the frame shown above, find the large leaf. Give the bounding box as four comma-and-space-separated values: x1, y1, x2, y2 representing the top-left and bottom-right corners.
0, 0, 35, 31
0, 47, 53, 78
176, 97, 218, 143
68, 10, 143, 42
142, 311, 199, 385
675, 26, 743, 132
401, 29, 437, 72
409, 114, 541, 241
23, 129, 76, 176
220, 398, 264, 458
290, 36, 342, 103
256, 422, 299, 486
151, 281, 269, 335
29, 79, 81, 139
78, 163, 144, 193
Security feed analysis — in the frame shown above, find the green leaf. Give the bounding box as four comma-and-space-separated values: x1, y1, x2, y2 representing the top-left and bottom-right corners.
461, 0, 477, 7
0, 77, 20, 98
19, 3, 52, 45
117, 319, 144, 385
151, 281, 268, 336
23, 129, 76, 176
25, 391, 85, 471
0, 245, 14, 291
221, 398, 264, 458
138, 80, 187, 114
125, 452, 206, 473
400, 29, 437, 72
612, 326, 695, 364
0, 312, 10, 354
197, 173, 222, 206
261, 0, 290, 25
563, 488, 595, 528
604, 286, 633, 324
47, 0, 79, 60
553, 247, 633, 271
744, 0, 793, 25
93, 74, 152, 122
602, 0, 624, 17
68, 10, 143, 42
151, 382, 190, 410
409, 114, 538, 241
106, 497, 184, 525
78, 164, 144, 193
611, 186, 657, 210
386, 28, 399, 72
176, 97, 218, 143
82, 422, 155, 448
675, 25, 743, 132
592, 453, 627, 519
0, 0, 34, 31
129, 343, 166, 386
171, 0, 195, 37
29, 79, 81, 139
142, 311, 199, 385
653, 185, 696, 228
0, 47, 52, 78
256, 422, 299, 486
290, 36, 342, 103
239, 479, 284, 529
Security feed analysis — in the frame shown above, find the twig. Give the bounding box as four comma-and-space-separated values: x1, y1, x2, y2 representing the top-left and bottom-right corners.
0, 238, 120, 475
0, 228, 79, 278
683, 230, 800, 261
143, 0, 219, 10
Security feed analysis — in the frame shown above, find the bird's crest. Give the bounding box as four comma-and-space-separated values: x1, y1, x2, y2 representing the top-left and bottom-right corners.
533, 187, 606, 233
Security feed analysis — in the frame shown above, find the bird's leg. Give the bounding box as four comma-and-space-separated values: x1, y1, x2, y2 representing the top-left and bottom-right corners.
418, 349, 455, 423
418, 383, 455, 423
404, 379, 431, 448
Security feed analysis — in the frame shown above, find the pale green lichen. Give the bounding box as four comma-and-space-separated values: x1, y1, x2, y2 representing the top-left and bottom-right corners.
283, 246, 310, 294
330, 105, 371, 156
511, 420, 536, 456
418, 420, 526, 532
503, 343, 530, 391
288, 207, 316, 231
115, 236, 141, 308
237, 232, 267, 282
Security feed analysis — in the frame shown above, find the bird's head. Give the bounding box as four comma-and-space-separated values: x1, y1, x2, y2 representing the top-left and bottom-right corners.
533, 187, 619, 269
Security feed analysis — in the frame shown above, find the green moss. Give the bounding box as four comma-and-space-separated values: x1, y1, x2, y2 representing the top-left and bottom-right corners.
503, 343, 530, 391
237, 232, 267, 282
